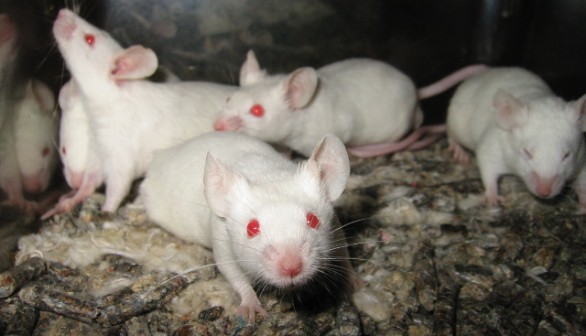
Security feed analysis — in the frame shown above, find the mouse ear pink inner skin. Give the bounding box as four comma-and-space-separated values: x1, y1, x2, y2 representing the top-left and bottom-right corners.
306, 134, 350, 202
493, 89, 528, 130
203, 152, 248, 218
282, 67, 318, 110
571, 93, 586, 131
110, 45, 158, 81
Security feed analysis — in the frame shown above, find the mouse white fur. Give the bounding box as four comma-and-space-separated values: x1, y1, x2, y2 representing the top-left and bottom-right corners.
52, 9, 236, 213
42, 79, 103, 219
139, 132, 354, 322
447, 67, 586, 207
214, 50, 487, 157
13, 79, 58, 194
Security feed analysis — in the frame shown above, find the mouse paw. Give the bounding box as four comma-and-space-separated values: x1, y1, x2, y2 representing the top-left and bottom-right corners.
448, 140, 470, 164
482, 193, 503, 207
236, 297, 267, 323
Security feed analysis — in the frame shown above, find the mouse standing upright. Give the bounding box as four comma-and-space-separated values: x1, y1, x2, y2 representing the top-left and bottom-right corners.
51, 9, 237, 213
447, 67, 586, 208
139, 132, 355, 322
214, 50, 487, 157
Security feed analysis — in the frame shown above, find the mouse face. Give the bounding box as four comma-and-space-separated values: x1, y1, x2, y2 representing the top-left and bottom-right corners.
53, 9, 123, 88
498, 94, 586, 199
224, 169, 334, 289
13, 94, 58, 194
214, 50, 318, 144
214, 80, 295, 143
204, 134, 350, 290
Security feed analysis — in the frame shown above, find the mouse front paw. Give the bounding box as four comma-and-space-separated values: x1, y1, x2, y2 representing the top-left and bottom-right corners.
482, 193, 503, 208
236, 296, 267, 323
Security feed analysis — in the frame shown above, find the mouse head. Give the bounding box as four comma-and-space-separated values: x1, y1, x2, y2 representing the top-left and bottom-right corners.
53, 9, 158, 97
204, 135, 349, 289
214, 50, 319, 143
494, 90, 586, 199
58, 80, 89, 188
14, 80, 58, 194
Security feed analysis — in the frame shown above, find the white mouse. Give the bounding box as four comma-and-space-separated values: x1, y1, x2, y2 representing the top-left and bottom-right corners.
447, 67, 586, 208
41, 79, 103, 219
139, 132, 354, 322
213, 50, 487, 157
0, 79, 58, 212
52, 9, 237, 213
13, 79, 58, 194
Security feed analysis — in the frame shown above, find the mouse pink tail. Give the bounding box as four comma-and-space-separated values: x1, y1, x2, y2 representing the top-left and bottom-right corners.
347, 124, 446, 158
418, 64, 489, 99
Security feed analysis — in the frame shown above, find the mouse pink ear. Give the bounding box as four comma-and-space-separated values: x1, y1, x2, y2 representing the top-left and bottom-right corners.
305, 134, 349, 202
111, 45, 158, 81
30, 80, 56, 114
282, 67, 318, 110
203, 153, 249, 218
571, 94, 586, 131
493, 89, 527, 130
239, 50, 266, 86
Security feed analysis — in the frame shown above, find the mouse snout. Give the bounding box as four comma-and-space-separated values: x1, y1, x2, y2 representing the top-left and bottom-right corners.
213, 116, 242, 132
53, 10, 77, 40
64, 168, 84, 189
531, 173, 561, 198
21, 172, 47, 194
277, 252, 303, 277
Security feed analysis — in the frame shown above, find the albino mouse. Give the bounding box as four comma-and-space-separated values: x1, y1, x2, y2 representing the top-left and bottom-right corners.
41, 79, 103, 219
0, 79, 58, 212
13, 79, 58, 194
52, 9, 236, 213
214, 50, 487, 157
139, 132, 354, 322
447, 67, 586, 207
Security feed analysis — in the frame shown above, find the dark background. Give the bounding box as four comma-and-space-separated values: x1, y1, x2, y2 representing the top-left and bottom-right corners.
3, 0, 586, 124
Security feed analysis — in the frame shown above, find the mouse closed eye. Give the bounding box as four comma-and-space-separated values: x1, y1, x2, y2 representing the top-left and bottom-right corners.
447, 67, 586, 209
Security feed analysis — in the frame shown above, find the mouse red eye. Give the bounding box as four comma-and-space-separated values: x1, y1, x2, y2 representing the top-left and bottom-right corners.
523, 148, 533, 160
306, 212, 320, 229
61, 146, 67, 156
84, 34, 95, 46
249, 104, 264, 117
247, 219, 261, 238
42, 147, 50, 157
562, 151, 571, 161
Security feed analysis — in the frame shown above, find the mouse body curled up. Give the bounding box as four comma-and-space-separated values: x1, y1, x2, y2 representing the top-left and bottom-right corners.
139, 132, 355, 322
447, 67, 586, 208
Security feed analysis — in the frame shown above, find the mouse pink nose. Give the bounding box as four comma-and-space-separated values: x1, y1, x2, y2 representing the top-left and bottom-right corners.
278, 254, 303, 277
532, 173, 559, 198
213, 119, 226, 131
213, 116, 242, 132
21, 173, 45, 194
